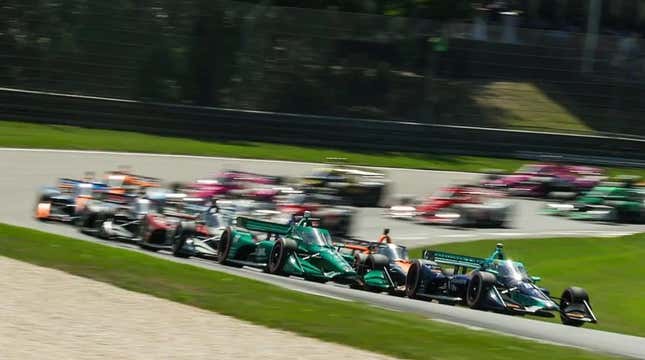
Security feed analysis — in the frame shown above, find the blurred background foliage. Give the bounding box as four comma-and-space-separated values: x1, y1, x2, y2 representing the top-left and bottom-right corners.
2, 0, 645, 137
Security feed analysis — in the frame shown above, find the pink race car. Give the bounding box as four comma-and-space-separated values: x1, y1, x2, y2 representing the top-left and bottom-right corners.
482, 164, 605, 198
183, 171, 283, 199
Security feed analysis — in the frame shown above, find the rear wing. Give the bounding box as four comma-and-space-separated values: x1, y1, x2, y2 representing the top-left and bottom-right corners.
335, 238, 374, 247
107, 170, 160, 181
236, 217, 292, 235
57, 178, 107, 192
332, 237, 373, 251
105, 171, 161, 187
99, 191, 139, 205
422, 250, 484, 269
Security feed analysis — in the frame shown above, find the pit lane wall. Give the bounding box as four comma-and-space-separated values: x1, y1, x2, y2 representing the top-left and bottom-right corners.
1, 87, 643, 167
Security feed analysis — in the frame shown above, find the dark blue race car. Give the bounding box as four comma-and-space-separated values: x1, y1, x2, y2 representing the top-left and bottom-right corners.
405, 244, 597, 327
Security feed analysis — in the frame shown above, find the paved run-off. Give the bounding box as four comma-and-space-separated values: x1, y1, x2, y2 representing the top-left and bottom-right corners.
0, 256, 396, 360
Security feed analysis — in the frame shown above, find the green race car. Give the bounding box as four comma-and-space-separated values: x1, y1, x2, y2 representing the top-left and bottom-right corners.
217, 213, 358, 284
543, 182, 645, 223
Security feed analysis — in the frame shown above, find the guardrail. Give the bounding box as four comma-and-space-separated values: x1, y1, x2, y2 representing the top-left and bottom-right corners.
1, 87, 643, 167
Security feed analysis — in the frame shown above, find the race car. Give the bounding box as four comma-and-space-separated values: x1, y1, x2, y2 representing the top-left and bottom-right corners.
301, 166, 389, 207
543, 181, 645, 223
388, 185, 511, 227
180, 170, 282, 200
274, 191, 354, 236
103, 169, 161, 193
35, 177, 107, 222
137, 195, 223, 255
406, 244, 597, 327
342, 240, 412, 296
215, 198, 283, 225
168, 207, 230, 258
217, 212, 358, 284
78, 190, 156, 240
482, 163, 604, 198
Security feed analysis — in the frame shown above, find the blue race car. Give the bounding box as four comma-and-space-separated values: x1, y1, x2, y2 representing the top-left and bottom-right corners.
35, 177, 107, 222
406, 244, 597, 326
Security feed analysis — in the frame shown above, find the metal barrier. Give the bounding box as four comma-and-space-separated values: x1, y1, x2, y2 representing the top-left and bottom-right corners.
1, 87, 643, 166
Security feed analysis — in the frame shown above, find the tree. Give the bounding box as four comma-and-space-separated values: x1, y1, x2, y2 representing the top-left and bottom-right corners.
183, 1, 240, 106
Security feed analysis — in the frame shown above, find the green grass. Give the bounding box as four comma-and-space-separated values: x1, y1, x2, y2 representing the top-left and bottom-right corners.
471, 82, 594, 134
437, 80, 645, 137
0, 223, 616, 360
1, 120, 644, 179
409, 233, 645, 337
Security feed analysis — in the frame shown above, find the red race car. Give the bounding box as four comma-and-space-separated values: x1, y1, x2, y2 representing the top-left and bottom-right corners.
388, 185, 512, 227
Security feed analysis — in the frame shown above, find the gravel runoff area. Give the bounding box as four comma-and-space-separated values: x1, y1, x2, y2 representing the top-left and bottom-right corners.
0, 256, 396, 360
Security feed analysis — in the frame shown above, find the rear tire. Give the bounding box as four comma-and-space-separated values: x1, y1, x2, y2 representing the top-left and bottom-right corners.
304, 276, 328, 284
560, 287, 590, 327
138, 216, 158, 252
365, 254, 389, 270
353, 253, 368, 276
80, 213, 98, 235
466, 271, 496, 309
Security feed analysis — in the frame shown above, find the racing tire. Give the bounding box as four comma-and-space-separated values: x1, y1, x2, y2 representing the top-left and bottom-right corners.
448, 206, 469, 227
365, 187, 384, 207
169, 182, 185, 193
606, 208, 619, 223
458, 209, 473, 227
405, 260, 423, 299
366, 254, 389, 271
466, 271, 496, 309
353, 253, 368, 275
172, 222, 196, 258
560, 287, 590, 327
80, 213, 98, 235
388, 289, 406, 297
138, 216, 158, 252
37, 194, 53, 204
304, 276, 328, 284
267, 238, 297, 275
217, 228, 233, 265
94, 213, 110, 239
492, 219, 506, 228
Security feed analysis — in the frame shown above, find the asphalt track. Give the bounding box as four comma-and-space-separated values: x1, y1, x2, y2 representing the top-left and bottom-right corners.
1, 148, 645, 358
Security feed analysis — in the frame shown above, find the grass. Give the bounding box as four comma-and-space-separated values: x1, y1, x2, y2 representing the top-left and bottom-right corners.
0, 223, 616, 360
409, 233, 645, 337
471, 82, 594, 134
1, 120, 644, 178
436, 80, 645, 137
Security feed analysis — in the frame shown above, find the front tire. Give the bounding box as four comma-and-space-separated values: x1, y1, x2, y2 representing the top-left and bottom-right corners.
217, 228, 232, 264
466, 271, 496, 309
172, 222, 196, 258
267, 238, 296, 275
560, 287, 590, 327
405, 260, 423, 299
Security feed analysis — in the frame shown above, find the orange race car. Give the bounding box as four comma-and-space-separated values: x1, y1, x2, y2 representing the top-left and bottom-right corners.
337, 239, 413, 296
103, 169, 161, 194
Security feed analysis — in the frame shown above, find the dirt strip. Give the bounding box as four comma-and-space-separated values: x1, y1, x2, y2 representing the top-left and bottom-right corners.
0, 256, 396, 360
